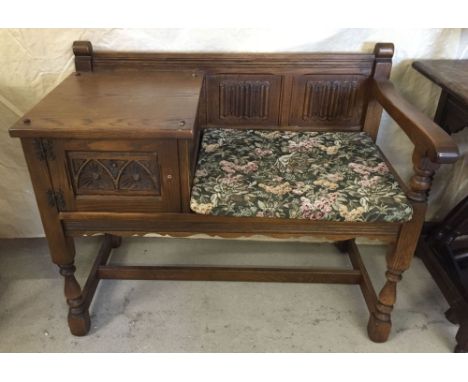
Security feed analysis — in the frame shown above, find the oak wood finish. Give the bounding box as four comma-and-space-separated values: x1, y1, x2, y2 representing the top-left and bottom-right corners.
20, 139, 76, 266
77, 45, 378, 133
81, 234, 118, 311
206, 74, 282, 125
289, 74, 368, 127
8, 41, 460, 343
372, 79, 459, 164
47, 139, 182, 212
73, 41, 93, 72
59, 211, 401, 241
347, 240, 378, 314
9, 71, 203, 139
59, 262, 90, 336
362, 43, 394, 140
97, 265, 363, 284
368, 203, 427, 342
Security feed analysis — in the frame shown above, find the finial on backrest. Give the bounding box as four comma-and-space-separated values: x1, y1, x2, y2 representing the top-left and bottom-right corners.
73, 41, 93, 72
362, 43, 395, 140
374, 43, 394, 60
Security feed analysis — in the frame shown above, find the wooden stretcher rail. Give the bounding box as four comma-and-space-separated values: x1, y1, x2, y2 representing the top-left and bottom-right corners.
82, 234, 114, 310
79, 236, 377, 335
96, 265, 362, 284
346, 240, 378, 313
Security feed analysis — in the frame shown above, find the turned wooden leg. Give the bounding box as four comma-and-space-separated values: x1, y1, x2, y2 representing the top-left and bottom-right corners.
59, 263, 90, 336
368, 202, 428, 343
366, 150, 434, 343
367, 266, 403, 342
20, 139, 92, 335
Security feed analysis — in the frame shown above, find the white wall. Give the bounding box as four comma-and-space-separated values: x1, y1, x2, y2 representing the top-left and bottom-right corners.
0, 28, 466, 237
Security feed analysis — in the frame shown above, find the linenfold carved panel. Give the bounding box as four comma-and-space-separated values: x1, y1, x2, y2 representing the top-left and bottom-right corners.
68, 152, 161, 195
290, 75, 366, 127
206, 74, 281, 125
219, 80, 270, 120
303, 80, 358, 121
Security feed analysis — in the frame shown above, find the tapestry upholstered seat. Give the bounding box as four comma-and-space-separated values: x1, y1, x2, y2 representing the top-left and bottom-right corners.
190, 128, 413, 222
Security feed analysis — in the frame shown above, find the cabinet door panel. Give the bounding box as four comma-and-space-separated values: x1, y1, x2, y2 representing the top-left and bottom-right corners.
48, 139, 181, 212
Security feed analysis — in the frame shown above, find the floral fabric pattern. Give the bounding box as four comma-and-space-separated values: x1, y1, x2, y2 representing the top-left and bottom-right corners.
190, 128, 413, 222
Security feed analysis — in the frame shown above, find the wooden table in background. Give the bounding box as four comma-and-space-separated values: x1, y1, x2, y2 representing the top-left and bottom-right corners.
413, 59, 468, 352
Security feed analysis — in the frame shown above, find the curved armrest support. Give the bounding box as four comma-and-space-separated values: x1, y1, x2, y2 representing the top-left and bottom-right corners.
372, 79, 459, 164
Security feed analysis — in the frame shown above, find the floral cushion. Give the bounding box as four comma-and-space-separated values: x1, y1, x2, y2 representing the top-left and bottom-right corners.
190, 128, 412, 222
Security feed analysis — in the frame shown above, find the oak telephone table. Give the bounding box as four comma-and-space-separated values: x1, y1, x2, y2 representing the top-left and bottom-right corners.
9, 41, 459, 343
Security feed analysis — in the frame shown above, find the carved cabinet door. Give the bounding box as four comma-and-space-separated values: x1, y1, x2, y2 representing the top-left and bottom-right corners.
46, 139, 181, 212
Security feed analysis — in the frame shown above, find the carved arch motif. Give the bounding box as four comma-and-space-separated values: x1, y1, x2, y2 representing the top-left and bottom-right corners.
68, 152, 161, 195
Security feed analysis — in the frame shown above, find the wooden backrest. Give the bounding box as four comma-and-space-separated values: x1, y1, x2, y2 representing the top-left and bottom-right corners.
73, 41, 393, 138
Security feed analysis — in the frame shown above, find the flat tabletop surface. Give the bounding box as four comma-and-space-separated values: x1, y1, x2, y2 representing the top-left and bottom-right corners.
9, 70, 203, 139
412, 60, 468, 106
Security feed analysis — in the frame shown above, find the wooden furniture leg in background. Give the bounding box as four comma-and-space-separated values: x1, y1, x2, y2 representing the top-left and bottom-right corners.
417, 196, 468, 352
455, 313, 468, 352
420, 240, 468, 352
454, 306, 468, 353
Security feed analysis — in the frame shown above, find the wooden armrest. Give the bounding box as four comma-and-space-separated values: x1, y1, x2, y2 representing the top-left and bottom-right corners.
372, 79, 459, 164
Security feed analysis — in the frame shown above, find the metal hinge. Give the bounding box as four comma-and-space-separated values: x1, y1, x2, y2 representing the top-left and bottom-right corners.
34, 138, 55, 161
47, 189, 66, 210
